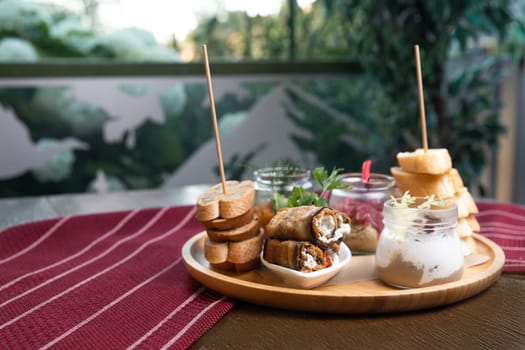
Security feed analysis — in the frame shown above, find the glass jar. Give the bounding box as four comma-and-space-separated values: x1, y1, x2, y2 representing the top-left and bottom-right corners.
375, 198, 464, 288
253, 167, 312, 225
253, 166, 312, 204
328, 173, 395, 253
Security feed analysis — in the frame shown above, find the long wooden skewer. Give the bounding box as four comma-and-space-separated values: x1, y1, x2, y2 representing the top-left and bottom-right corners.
414, 44, 428, 152
202, 44, 227, 194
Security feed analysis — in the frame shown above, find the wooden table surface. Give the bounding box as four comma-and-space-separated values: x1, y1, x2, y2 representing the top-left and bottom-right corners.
1, 187, 524, 350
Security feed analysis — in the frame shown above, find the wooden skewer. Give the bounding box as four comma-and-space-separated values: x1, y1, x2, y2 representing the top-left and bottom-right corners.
414, 44, 428, 152
202, 44, 227, 194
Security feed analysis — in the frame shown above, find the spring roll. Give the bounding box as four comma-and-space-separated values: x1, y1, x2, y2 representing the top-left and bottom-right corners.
265, 206, 350, 249
263, 238, 327, 272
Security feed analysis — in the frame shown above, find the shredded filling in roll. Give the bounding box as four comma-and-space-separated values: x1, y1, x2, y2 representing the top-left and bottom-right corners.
299, 242, 327, 272
312, 208, 351, 249
263, 239, 328, 272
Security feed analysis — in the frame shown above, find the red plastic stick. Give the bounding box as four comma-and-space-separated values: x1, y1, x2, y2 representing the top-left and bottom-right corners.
362, 160, 371, 184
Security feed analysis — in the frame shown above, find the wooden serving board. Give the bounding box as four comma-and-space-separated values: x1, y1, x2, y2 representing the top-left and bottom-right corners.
182, 232, 504, 314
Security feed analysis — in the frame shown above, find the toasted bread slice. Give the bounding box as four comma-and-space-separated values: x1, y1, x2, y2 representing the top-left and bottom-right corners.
196, 180, 255, 222
391, 167, 455, 199
456, 217, 473, 238
206, 217, 261, 242
204, 238, 229, 264
448, 168, 465, 192
466, 214, 480, 232
454, 190, 470, 219
201, 207, 254, 231
453, 187, 478, 219
234, 258, 261, 272
209, 261, 235, 271
228, 230, 264, 264
397, 148, 452, 174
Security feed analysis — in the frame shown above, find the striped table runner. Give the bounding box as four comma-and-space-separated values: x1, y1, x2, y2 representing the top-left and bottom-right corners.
0, 202, 523, 349
477, 202, 525, 273
0, 206, 234, 349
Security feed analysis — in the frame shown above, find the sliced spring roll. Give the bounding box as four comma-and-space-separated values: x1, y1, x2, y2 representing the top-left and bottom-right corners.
265, 206, 349, 249
313, 209, 351, 249
265, 205, 319, 241
263, 238, 327, 272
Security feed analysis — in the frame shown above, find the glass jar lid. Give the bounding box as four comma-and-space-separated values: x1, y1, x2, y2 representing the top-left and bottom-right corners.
337, 172, 395, 193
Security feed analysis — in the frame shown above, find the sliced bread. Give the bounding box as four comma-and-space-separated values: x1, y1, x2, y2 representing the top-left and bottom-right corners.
397, 148, 452, 174
196, 180, 255, 222
390, 166, 455, 199
228, 230, 264, 264
201, 207, 254, 231
206, 217, 261, 242
447, 168, 465, 192
204, 238, 229, 264
455, 187, 479, 215
466, 214, 480, 232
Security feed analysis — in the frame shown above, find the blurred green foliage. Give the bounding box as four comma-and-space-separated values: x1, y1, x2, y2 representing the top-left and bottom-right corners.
1, 0, 524, 197
190, 0, 525, 193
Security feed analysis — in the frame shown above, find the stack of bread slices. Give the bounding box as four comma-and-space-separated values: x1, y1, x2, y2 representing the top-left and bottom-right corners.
391, 148, 480, 255
196, 180, 264, 272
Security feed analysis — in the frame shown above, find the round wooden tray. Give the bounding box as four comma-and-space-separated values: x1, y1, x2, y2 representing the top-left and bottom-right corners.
182, 232, 504, 314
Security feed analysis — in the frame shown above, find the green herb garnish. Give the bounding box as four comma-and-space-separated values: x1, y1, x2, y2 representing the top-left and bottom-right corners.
271, 167, 349, 211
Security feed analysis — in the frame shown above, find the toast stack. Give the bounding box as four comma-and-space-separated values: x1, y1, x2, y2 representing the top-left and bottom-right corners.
196, 180, 264, 272
391, 148, 480, 255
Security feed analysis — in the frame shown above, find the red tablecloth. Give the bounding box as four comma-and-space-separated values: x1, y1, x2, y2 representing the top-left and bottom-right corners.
0, 206, 233, 350
476, 202, 525, 273
0, 202, 523, 349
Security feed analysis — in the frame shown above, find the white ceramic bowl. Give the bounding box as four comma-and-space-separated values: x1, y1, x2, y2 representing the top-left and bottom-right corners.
261, 242, 352, 289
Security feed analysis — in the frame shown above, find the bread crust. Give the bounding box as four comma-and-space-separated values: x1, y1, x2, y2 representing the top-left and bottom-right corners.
466, 214, 480, 232
391, 167, 455, 198
397, 148, 452, 174
204, 238, 229, 264
206, 217, 261, 242
233, 258, 261, 272
448, 168, 465, 192
196, 180, 255, 222
228, 230, 264, 264
209, 261, 235, 271
209, 258, 261, 272
204, 230, 264, 271
201, 207, 254, 231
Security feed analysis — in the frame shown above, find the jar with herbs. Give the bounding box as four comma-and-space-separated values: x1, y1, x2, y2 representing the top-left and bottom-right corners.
253, 166, 312, 226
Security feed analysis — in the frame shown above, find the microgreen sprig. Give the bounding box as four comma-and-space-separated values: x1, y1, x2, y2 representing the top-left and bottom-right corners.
390, 191, 449, 209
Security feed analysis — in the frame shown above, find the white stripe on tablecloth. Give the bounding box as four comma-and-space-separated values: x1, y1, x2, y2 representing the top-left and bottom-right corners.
0, 206, 195, 331
0, 210, 139, 292
126, 287, 206, 350
0, 206, 170, 309
480, 222, 525, 232
40, 257, 184, 350
481, 232, 525, 240
159, 296, 226, 350
476, 209, 525, 222
498, 246, 525, 251
0, 217, 71, 265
